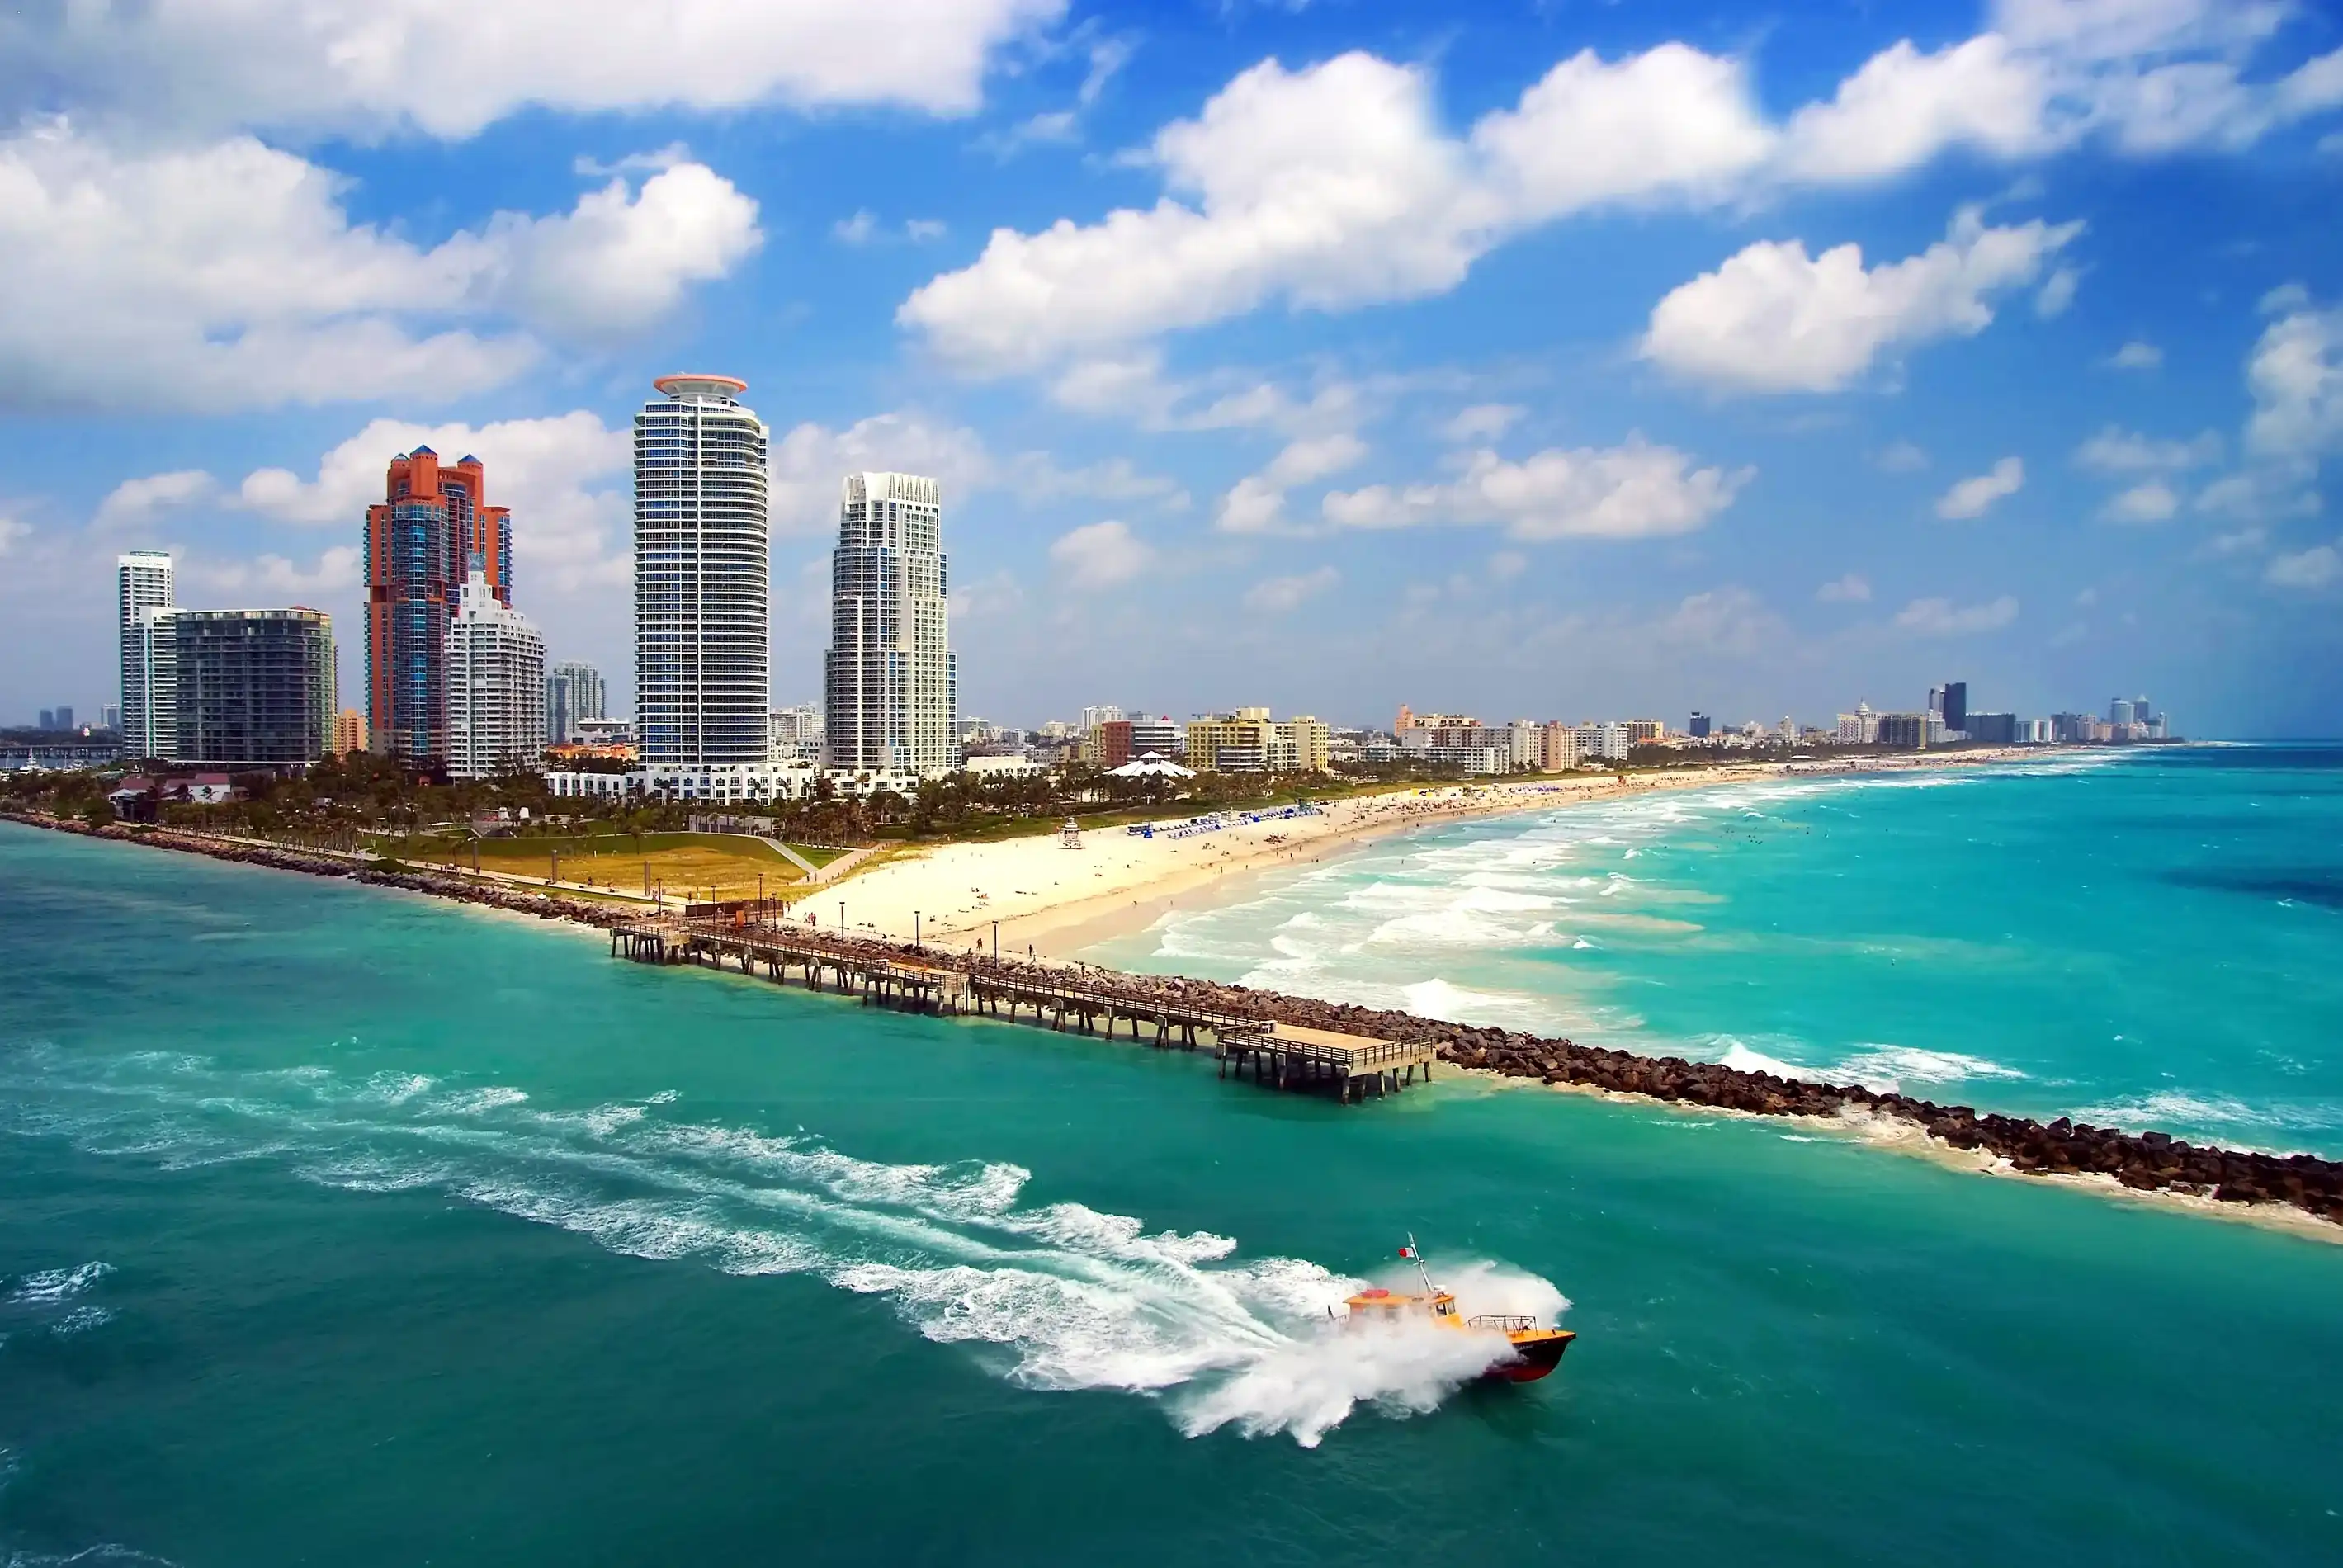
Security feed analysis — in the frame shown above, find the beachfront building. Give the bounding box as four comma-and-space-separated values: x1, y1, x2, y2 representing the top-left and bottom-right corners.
117, 551, 176, 759
1836, 704, 1880, 745
546, 661, 605, 745
1877, 711, 1933, 749
333, 708, 368, 756
365, 447, 513, 766
1538, 720, 1581, 770
824, 471, 958, 777
446, 569, 547, 780
169, 608, 336, 769
1183, 710, 1331, 773
1508, 720, 1542, 770
635, 375, 771, 774
1570, 722, 1632, 764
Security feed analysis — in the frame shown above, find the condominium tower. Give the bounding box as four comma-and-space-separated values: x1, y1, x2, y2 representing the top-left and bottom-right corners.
546, 660, 606, 745
364, 448, 513, 765
824, 471, 957, 774
170, 609, 336, 767
635, 375, 771, 769
117, 550, 176, 758
446, 570, 546, 780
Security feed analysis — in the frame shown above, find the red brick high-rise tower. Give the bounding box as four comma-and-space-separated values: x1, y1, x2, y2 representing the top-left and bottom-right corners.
363, 447, 513, 765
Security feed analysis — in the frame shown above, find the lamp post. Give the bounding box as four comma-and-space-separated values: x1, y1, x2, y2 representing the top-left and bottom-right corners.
992, 920, 999, 962
914, 911, 921, 948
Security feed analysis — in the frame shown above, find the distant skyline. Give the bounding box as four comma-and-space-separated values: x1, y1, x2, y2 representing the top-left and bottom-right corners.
2, 1, 2340, 734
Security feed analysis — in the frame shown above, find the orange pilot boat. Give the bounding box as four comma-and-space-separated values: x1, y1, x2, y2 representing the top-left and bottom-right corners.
1342, 1238, 1575, 1383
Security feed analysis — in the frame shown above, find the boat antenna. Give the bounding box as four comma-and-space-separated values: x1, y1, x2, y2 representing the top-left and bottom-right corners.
1402, 1232, 1438, 1295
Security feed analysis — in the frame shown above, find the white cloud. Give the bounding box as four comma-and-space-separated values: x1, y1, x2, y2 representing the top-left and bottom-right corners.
1876, 439, 1930, 472
1322, 438, 1749, 541
1642, 207, 2081, 394
901, 15, 2343, 377
94, 470, 220, 531
4, 0, 1065, 139
836, 210, 948, 244
834, 210, 880, 244
1441, 404, 1525, 443
480, 163, 761, 338
1816, 572, 1873, 602
2244, 300, 2342, 457
950, 569, 1026, 621
0, 517, 28, 557
1654, 585, 1788, 655
768, 413, 994, 532
2101, 479, 2180, 522
0, 126, 757, 411
1048, 520, 1155, 588
188, 544, 362, 599
2074, 424, 2223, 472
1213, 433, 1370, 535
1009, 453, 1185, 508
1777, 35, 2054, 182
2108, 339, 2163, 370
2265, 543, 2341, 589
1894, 594, 2019, 634
1935, 456, 2026, 518
237, 412, 632, 593
1243, 565, 1339, 613
2036, 265, 2080, 316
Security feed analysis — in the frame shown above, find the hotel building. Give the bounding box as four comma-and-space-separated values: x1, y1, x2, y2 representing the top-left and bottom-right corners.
364, 448, 512, 765
824, 471, 957, 775
117, 550, 176, 759
446, 570, 547, 780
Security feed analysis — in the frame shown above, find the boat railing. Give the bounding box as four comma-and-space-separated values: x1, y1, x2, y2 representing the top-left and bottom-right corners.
1466, 1314, 1540, 1333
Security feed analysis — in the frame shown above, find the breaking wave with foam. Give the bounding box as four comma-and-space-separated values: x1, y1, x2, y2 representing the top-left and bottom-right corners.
0, 1046, 1563, 1447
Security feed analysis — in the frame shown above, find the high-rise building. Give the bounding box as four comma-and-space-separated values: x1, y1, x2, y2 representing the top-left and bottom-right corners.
365, 448, 512, 765
446, 569, 546, 780
118, 550, 176, 757
53, 706, 75, 731
1877, 711, 1932, 749
636, 375, 771, 770
1079, 705, 1125, 733
36, 709, 53, 730
333, 708, 369, 756
1940, 682, 1968, 734
1689, 712, 1712, 739
170, 609, 335, 767
101, 704, 121, 731
824, 471, 957, 774
546, 660, 607, 745
2109, 697, 2136, 726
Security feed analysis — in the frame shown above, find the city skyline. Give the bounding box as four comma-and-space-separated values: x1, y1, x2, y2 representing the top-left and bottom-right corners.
3, 2, 2341, 735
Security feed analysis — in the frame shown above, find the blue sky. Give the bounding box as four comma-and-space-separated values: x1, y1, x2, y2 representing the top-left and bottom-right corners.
2, 0, 2340, 736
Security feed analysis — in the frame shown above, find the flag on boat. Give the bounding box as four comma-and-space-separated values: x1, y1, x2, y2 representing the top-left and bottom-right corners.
1398, 1244, 1417, 1259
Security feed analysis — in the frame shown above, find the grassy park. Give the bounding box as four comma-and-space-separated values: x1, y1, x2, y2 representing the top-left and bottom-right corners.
387, 830, 848, 904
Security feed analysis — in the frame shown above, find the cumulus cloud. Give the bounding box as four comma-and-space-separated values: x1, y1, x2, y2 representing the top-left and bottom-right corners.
1214, 433, 1371, 535
94, 470, 220, 531
1441, 404, 1525, 442
2245, 298, 2343, 457
1322, 438, 1749, 541
2108, 339, 2163, 370
2265, 543, 2341, 589
1935, 456, 2026, 518
1816, 572, 1873, 602
1243, 565, 1339, 613
2, 0, 1063, 139
2074, 424, 2223, 472
0, 126, 758, 411
1048, 519, 1154, 588
188, 545, 363, 599
2101, 479, 2180, 523
1894, 594, 2019, 634
1642, 207, 2081, 394
900, 12, 2343, 376
1876, 440, 1930, 472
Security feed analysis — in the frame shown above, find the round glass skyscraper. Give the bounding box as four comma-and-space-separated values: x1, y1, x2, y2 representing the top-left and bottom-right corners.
634, 375, 771, 768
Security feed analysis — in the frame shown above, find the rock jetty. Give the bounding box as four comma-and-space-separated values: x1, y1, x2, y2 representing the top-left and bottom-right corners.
12, 810, 2337, 1229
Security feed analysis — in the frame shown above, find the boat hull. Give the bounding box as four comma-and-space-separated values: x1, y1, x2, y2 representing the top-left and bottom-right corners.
1486, 1329, 1574, 1382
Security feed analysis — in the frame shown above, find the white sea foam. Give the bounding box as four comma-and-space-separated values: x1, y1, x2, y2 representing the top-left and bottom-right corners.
1717, 1041, 1806, 1079
434, 1086, 530, 1116
1830, 1046, 2028, 1093
5, 1051, 1568, 1448
7, 1261, 113, 1305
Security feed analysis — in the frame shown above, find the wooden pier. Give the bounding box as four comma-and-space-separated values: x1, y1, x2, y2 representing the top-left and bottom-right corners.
608, 910, 1433, 1103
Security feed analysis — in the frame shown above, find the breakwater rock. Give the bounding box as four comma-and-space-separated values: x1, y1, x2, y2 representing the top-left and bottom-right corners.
2, 814, 633, 930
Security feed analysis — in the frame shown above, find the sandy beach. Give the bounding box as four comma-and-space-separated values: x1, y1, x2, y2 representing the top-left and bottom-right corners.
814, 749, 2058, 960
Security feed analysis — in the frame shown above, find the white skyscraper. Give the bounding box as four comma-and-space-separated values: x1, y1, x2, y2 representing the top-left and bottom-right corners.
446, 569, 546, 780
824, 472, 958, 775
634, 375, 770, 770
117, 550, 176, 758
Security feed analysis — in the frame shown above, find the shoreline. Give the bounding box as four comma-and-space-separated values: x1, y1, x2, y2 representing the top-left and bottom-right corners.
837, 747, 2081, 960
12, 771, 2337, 1240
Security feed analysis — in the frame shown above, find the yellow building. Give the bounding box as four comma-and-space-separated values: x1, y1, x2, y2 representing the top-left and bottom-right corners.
1185, 708, 1330, 772
1625, 719, 1665, 744
333, 707, 368, 757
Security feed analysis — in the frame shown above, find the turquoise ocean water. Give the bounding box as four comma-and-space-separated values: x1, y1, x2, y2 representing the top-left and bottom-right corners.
1091, 744, 2343, 1158
3, 763, 2341, 1565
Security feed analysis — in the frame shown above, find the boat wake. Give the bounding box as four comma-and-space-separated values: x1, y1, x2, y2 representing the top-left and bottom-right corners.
0, 1045, 1566, 1447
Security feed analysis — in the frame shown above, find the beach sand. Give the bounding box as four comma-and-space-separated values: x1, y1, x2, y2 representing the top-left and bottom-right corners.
808, 749, 2057, 960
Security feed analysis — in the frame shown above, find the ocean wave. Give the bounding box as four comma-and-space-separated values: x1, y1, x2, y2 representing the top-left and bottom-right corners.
1830, 1046, 2029, 1093
1, 1051, 1566, 1448
7, 1262, 113, 1306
